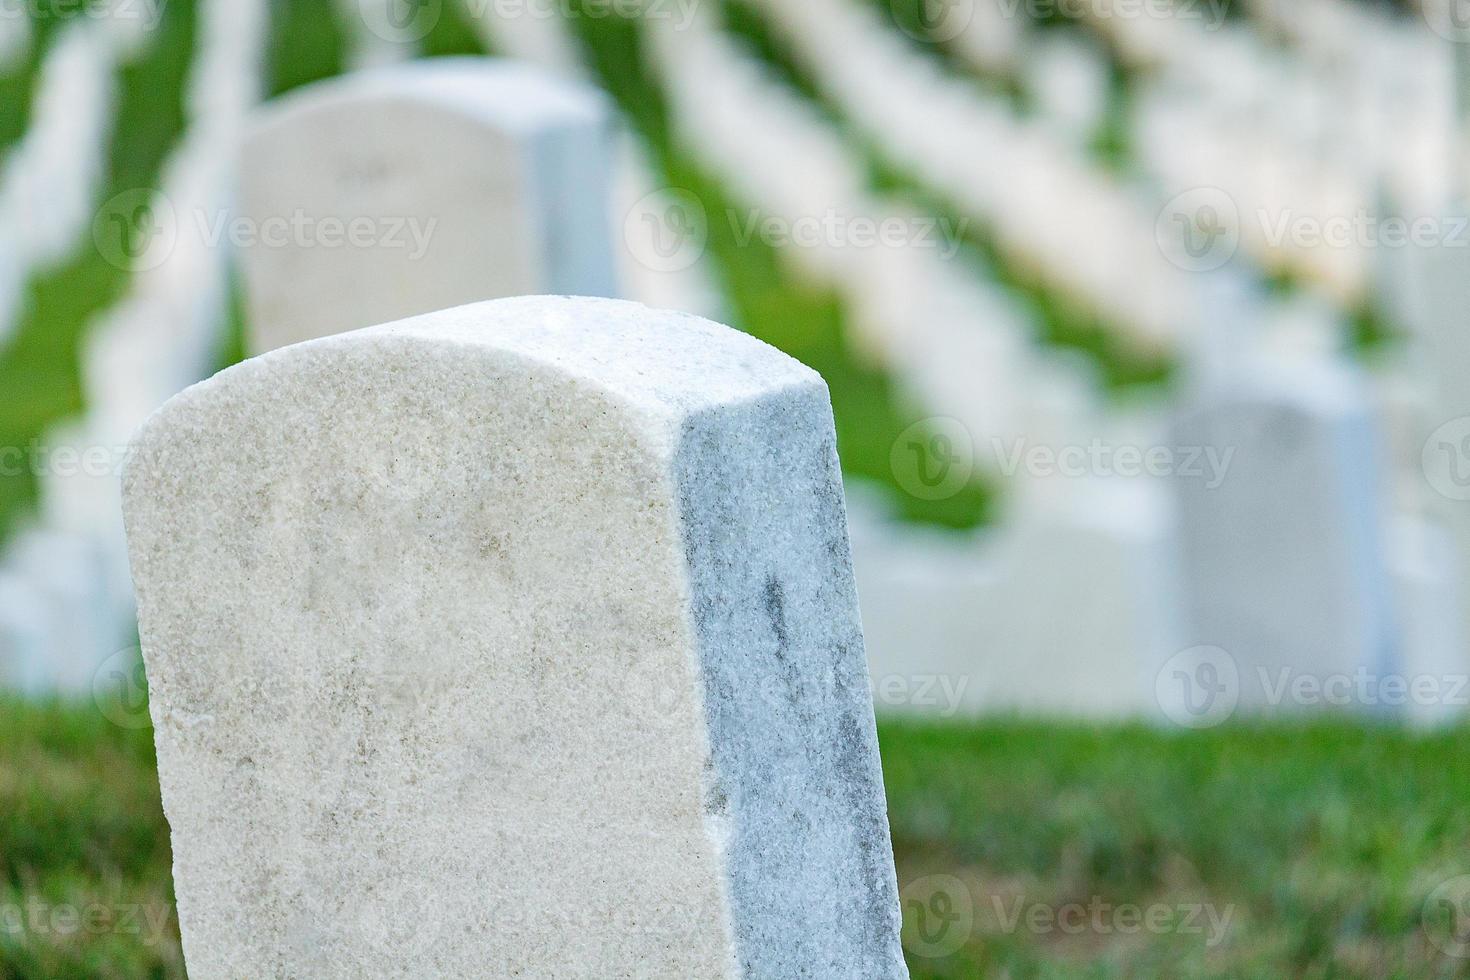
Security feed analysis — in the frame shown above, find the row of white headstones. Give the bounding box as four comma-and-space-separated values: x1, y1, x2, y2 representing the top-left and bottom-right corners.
0, 0, 270, 692
651, 1, 1470, 723
2, 0, 1469, 728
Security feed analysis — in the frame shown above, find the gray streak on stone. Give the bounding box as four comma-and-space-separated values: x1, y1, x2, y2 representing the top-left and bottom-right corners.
674, 388, 905, 977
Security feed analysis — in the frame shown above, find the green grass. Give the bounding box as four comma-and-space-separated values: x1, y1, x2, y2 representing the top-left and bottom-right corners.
3, 700, 1468, 978
884, 720, 1470, 979
264, 0, 347, 97
0, 699, 178, 979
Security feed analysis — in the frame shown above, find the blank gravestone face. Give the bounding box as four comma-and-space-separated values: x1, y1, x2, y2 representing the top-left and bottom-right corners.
1171, 376, 1398, 711
122, 297, 907, 978
239, 59, 618, 354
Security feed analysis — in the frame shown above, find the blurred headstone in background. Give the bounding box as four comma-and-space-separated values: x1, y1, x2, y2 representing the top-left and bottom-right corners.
1171, 281, 1399, 714
989, 369, 1180, 718
1393, 32, 1470, 720
239, 58, 617, 354
0, 22, 117, 349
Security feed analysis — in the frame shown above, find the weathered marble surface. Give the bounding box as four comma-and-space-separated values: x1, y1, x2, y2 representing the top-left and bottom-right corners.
123, 296, 906, 978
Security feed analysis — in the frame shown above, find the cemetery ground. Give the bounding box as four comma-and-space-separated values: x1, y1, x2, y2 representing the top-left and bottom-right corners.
2, 699, 1468, 978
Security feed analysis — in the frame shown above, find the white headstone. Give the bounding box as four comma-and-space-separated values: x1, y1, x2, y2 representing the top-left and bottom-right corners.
989, 478, 1178, 719
5, 528, 113, 693
848, 503, 992, 720
1390, 515, 1466, 726
1170, 357, 1400, 713
122, 296, 907, 978
1404, 210, 1470, 692
239, 59, 618, 354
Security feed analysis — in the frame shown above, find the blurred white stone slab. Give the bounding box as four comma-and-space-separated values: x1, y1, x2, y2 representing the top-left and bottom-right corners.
4, 528, 113, 694
0, 571, 50, 695
1171, 358, 1399, 713
239, 58, 617, 353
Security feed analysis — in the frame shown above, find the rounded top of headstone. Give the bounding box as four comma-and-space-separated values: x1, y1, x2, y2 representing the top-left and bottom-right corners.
126, 296, 824, 474
349, 295, 822, 414
249, 56, 609, 138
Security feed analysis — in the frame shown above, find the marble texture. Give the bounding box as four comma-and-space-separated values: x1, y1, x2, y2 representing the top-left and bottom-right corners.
239, 58, 617, 354
122, 296, 906, 979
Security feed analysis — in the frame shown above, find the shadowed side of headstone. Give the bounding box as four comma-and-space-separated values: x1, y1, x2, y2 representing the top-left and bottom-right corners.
121, 296, 907, 979
238, 58, 618, 355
